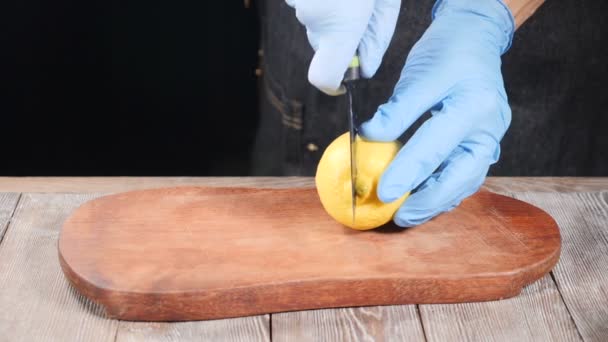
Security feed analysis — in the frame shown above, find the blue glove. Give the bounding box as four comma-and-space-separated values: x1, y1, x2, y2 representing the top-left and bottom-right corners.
359, 0, 515, 227
286, 0, 401, 95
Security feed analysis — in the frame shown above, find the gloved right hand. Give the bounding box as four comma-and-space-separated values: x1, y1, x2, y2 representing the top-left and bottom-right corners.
286, 0, 401, 95
359, 0, 514, 227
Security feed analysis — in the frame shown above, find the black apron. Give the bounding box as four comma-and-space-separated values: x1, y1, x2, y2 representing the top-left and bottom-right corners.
252, 0, 608, 176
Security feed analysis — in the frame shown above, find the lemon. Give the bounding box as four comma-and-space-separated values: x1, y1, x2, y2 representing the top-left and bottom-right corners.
315, 132, 409, 230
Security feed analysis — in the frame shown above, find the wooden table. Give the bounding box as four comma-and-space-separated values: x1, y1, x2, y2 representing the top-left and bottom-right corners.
0, 177, 606, 342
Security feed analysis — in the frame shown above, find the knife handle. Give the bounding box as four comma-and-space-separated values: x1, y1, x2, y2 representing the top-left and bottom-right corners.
343, 56, 361, 83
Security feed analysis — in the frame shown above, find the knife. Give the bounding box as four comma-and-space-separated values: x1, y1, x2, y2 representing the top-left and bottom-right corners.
343, 55, 361, 224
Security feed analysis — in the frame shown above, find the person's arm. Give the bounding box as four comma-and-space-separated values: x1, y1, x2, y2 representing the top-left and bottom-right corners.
504, 0, 545, 29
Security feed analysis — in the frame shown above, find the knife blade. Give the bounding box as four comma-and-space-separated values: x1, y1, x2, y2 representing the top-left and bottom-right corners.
343, 56, 360, 224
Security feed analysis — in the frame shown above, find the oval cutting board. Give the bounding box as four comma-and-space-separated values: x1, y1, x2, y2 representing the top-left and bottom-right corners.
58, 187, 560, 321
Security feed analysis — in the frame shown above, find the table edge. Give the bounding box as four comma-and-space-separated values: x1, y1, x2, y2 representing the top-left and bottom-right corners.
0, 176, 605, 193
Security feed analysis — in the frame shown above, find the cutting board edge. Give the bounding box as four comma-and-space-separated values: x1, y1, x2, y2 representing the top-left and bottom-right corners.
58, 243, 560, 321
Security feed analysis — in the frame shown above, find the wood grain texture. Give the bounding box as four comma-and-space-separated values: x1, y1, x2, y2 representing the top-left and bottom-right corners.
515, 192, 608, 342
420, 275, 581, 342
0, 193, 269, 342
0, 177, 605, 193
115, 315, 270, 342
0, 193, 20, 243
0, 177, 315, 192
0, 193, 118, 341
59, 187, 560, 321
272, 306, 425, 342
483, 178, 608, 194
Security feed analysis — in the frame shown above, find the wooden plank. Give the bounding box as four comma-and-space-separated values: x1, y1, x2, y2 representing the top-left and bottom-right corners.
419, 191, 608, 342
0, 193, 118, 341
0, 193, 271, 341
420, 275, 581, 341
0, 193, 20, 243
0, 177, 605, 193
515, 192, 608, 342
483, 178, 608, 193
0, 177, 315, 193
272, 306, 426, 342
115, 316, 270, 342
0, 187, 605, 341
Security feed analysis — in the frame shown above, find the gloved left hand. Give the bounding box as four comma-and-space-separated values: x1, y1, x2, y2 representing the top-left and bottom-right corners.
359, 0, 515, 227
285, 0, 401, 95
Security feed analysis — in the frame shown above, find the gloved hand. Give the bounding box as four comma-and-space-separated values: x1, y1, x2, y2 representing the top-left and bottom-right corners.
359, 0, 515, 227
285, 0, 401, 95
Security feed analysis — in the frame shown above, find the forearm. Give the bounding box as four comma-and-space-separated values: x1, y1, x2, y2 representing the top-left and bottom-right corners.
503, 0, 545, 29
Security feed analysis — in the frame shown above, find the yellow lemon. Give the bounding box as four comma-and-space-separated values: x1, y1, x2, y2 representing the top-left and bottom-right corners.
315, 132, 409, 230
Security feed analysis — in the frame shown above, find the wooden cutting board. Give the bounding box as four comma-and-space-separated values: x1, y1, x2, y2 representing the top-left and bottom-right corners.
58, 187, 560, 321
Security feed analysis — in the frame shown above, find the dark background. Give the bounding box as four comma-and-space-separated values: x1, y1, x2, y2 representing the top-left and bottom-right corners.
1, 1, 606, 176
2, 1, 259, 176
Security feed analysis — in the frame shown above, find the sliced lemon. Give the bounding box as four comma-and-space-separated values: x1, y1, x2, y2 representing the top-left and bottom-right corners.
315, 132, 409, 230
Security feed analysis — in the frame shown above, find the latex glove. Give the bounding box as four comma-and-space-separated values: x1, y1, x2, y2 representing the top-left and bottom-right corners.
286, 0, 400, 95
359, 0, 515, 227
